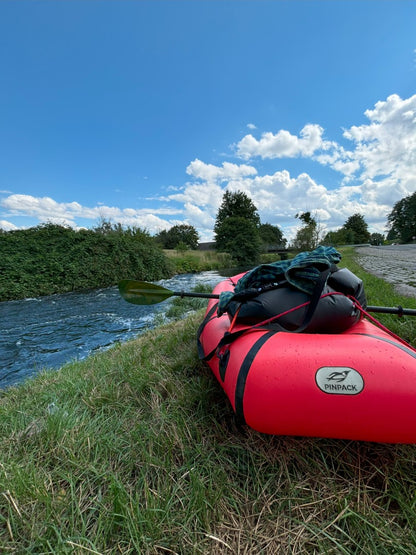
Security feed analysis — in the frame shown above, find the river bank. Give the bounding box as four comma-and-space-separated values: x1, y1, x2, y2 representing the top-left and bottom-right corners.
3, 247, 416, 389
1, 272, 416, 552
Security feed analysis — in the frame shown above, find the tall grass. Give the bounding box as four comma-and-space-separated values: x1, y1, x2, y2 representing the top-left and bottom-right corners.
1, 249, 416, 553
164, 249, 234, 274
164, 248, 288, 274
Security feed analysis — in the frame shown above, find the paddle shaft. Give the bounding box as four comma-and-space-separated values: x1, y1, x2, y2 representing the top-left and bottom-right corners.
119, 279, 416, 316
171, 291, 220, 299
170, 291, 416, 317
168, 294, 416, 317
367, 305, 416, 317
171, 294, 415, 317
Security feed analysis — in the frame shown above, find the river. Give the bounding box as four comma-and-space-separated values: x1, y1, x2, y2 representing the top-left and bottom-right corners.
0, 271, 225, 389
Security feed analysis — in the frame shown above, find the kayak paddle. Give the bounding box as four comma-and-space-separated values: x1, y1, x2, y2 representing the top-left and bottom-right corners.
118, 279, 416, 316
118, 279, 219, 306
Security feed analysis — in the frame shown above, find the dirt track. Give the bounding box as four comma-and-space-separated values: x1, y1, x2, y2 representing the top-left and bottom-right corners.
354, 245, 416, 298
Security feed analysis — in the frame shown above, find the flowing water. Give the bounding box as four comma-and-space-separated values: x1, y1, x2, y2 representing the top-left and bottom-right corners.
0, 271, 225, 389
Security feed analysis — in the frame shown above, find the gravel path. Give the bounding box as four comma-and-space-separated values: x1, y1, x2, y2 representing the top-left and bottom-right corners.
354, 245, 416, 298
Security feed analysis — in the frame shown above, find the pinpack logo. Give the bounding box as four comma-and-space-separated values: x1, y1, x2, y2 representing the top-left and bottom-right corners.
315, 366, 364, 395
327, 370, 350, 382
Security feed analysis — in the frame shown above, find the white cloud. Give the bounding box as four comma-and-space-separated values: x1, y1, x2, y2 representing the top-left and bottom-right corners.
2, 94, 416, 245
314, 145, 360, 178
166, 181, 223, 207
171, 131, 406, 241
235, 124, 328, 160
342, 93, 416, 202
223, 93, 416, 239
0, 194, 174, 235
183, 202, 215, 236
0, 220, 18, 231
169, 162, 364, 240
186, 158, 257, 183
236, 94, 416, 206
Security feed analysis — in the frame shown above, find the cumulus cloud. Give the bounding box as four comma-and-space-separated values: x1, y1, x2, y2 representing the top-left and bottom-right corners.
236, 94, 416, 202
221, 93, 416, 239
342, 94, 416, 202
167, 181, 223, 207
183, 202, 215, 232
0, 194, 174, 234
235, 124, 329, 160
0, 220, 18, 231
171, 93, 416, 239
2, 94, 415, 243
186, 159, 257, 183
167, 161, 379, 240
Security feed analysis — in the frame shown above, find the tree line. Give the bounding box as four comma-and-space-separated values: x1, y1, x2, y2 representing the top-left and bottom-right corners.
153, 191, 286, 265
1, 190, 414, 300
323, 191, 416, 246
210, 192, 376, 265
207, 189, 416, 264
154, 190, 416, 256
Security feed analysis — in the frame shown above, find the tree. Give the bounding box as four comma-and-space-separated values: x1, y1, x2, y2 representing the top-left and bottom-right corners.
387, 192, 416, 243
343, 214, 371, 244
94, 218, 117, 234
323, 228, 348, 246
155, 224, 199, 250
296, 211, 314, 225
214, 190, 261, 264
215, 190, 260, 229
323, 214, 371, 246
258, 223, 287, 250
370, 233, 384, 246
215, 217, 262, 265
292, 212, 320, 251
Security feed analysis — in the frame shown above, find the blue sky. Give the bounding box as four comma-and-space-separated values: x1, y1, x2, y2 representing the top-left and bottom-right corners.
1, 1, 416, 242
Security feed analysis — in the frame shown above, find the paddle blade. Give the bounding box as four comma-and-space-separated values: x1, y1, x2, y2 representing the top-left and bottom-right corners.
118, 280, 174, 305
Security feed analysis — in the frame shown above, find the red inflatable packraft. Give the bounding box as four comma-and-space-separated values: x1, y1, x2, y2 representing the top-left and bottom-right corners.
197, 274, 416, 444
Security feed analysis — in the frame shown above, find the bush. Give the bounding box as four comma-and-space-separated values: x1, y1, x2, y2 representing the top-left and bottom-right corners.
0, 223, 174, 301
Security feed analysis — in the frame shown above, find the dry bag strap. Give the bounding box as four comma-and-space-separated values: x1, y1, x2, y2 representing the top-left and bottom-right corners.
200, 327, 255, 362
199, 267, 333, 362
293, 266, 332, 333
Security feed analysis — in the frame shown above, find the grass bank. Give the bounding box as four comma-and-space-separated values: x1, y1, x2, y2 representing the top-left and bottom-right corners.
1, 250, 416, 553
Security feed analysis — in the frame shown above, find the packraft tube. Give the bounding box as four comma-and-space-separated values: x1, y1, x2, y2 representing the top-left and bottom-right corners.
197, 275, 416, 444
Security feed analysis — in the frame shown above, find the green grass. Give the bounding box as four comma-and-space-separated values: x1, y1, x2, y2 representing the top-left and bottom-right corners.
164, 249, 235, 274
1, 249, 416, 553
165, 248, 291, 274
